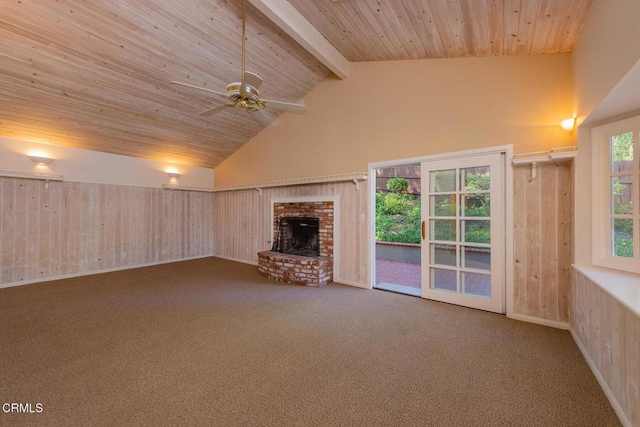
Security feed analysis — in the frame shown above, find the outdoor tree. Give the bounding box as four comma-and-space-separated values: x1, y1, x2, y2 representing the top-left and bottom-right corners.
386, 177, 409, 193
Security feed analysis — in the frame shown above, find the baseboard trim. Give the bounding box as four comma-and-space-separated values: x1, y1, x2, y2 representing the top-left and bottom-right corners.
570, 328, 631, 427
506, 313, 570, 330
213, 254, 259, 266
334, 279, 370, 289
0, 255, 214, 289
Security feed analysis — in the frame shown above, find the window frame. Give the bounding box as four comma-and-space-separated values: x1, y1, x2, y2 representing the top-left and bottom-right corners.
592, 115, 640, 273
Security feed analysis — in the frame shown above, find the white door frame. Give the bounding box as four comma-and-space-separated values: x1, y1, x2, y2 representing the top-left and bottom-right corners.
368, 145, 514, 314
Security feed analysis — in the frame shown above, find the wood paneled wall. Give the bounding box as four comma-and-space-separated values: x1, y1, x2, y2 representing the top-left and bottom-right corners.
213, 181, 368, 286
0, 178, 214, 286
513, 161, 572, 322
572, 269, 640, 426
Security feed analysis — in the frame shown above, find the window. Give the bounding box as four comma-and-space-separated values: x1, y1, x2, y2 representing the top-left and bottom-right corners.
592, 115, 640, 273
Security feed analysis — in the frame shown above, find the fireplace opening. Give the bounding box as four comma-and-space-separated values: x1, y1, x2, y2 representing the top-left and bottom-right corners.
275, 216, 320, 257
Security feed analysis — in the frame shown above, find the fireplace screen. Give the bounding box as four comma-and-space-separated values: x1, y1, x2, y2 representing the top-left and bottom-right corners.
274, 217, 320, 257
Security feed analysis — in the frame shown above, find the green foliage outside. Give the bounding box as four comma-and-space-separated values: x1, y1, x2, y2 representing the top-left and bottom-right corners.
375, 171, 491, 245
386, 177, 409, 193
375, 192, 421, 243
611, 133, 634, 257
614, 233, 633, 258
612, 132, 633, 163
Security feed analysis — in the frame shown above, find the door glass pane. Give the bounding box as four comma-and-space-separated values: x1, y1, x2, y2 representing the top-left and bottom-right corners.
462, 246, 490, 270
461, 166, 490, 191
430, 170, 455, 192
431, 268, 456, 292
431, 220, 456, 242
462, 272, 491, 298
431, 244, 456, 266
462, 220, 490, 243
612, 176, 633, 214
612, 219, 633, 257
430, 194, 456, 216
611, 132, 634, 173
463, 194, 490, 217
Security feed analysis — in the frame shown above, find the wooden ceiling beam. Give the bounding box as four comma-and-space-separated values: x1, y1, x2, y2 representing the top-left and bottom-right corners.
247, 0, 350, 79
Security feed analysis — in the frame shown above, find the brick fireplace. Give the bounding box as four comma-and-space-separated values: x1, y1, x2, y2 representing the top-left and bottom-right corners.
258, 200, 334, 287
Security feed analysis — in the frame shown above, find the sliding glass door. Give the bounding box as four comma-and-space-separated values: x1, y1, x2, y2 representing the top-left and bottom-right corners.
421, 153, 504, 313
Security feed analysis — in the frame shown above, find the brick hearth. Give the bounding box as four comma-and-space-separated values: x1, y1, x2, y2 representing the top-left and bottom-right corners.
258, 251, 332, 287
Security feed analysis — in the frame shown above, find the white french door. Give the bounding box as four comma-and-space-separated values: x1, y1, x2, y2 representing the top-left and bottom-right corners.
421, 153, 504, 313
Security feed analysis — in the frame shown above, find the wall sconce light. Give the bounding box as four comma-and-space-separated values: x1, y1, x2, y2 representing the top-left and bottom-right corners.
167, 172, 181, 179
560, 117, 576, 131
28, 155, 54, 165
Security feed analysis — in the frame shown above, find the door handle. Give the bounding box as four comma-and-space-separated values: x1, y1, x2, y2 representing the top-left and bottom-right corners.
421, 221, 426, 240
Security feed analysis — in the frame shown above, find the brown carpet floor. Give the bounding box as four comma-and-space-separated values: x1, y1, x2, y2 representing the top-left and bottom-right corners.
0, 257, 620, 426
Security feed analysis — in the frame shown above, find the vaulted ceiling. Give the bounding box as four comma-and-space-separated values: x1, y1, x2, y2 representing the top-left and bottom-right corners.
0, 0, 593, 168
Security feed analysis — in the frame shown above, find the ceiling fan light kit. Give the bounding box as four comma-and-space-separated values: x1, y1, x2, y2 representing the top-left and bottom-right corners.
170, 0, 305, 127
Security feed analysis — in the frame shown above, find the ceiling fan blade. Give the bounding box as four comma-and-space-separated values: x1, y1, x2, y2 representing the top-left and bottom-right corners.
243, 71, 263, 89
261, 99, 306, 114
248, 109, 273, 127
170, 81, 228, 99
199, 104, 235, 117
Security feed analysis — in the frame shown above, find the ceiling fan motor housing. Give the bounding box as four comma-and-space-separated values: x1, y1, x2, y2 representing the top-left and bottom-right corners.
227, 82, 259, 102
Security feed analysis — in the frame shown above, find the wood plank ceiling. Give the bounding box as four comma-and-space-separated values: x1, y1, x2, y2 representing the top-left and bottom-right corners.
0, 0, 593, 168
287, 0, 594, 61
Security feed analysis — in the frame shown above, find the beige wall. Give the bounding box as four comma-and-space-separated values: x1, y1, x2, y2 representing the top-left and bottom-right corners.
215, 54, 573, 187
0, 137, 214, 189
572, 0, 640, 266
572, 0, 640, 123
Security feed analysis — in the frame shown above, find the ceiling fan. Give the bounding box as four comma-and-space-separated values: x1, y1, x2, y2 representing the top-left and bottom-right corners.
170, 0, 306, 127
